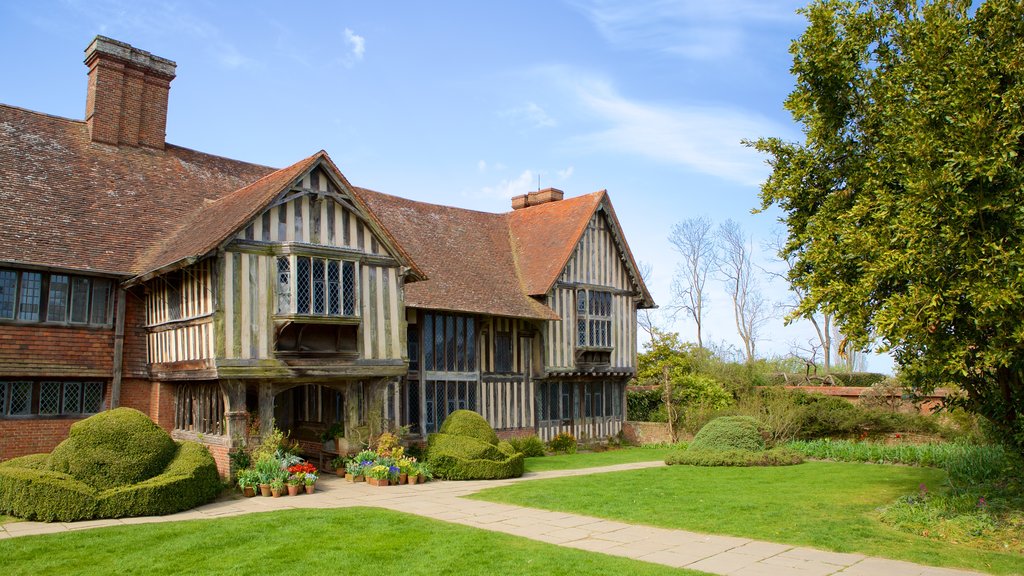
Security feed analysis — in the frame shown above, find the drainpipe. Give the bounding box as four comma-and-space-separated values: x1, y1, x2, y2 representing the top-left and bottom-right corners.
110, 287, 127, 409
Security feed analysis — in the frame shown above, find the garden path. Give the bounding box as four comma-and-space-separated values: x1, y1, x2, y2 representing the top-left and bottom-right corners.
0, 461, 989, 576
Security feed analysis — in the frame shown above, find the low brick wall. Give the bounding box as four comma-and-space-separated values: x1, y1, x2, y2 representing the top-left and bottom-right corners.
622, 421, 675, 445
782, 386, 950, 414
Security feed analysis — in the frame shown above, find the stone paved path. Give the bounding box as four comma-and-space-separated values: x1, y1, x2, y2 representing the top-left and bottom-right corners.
0, 461, 991, 576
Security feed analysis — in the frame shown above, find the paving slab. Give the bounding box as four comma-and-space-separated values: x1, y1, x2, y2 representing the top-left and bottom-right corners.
0, 460, 994, 576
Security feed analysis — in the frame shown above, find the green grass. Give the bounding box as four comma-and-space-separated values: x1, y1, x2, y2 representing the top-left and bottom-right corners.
472, 461, 1023, 575
525, 445, 674, 472
0, 514, 22, 525
0, 508, 706, 576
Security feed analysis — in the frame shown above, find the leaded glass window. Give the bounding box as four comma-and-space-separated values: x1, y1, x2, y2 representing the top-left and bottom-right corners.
18, 272, 41, 321
276, 257, 291, 313
0, 270, 16, 319
279, 256, 358, 317
576, 289, 613, 349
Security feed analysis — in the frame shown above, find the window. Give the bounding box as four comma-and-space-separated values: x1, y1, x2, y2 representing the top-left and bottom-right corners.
576, 289, 612, 349
423, 380, 477, 434
493, 331, 513, 373
421, 313, 475, 373
277, 256, 358, 317
174, 383, 225, 435
0, 269, 112, 326
0, 381, 105, 417
407, 324, 420, 371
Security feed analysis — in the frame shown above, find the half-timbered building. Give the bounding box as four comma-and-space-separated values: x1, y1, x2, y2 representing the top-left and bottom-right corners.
0, 37, 653, 473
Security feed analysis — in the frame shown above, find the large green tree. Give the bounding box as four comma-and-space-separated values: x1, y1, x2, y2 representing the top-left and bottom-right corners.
752, 0, 1024, 454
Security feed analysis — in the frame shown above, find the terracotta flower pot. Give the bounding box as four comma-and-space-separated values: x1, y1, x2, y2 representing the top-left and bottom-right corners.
271, 487, 282, 498
305, 484, 315, 494
287, 484, 301, 496
345, 473, 354, 482
259, 484, 271, 497
367, 477, 389, 487
407, 474, 418, 485
354, 475, 365, 483
243, 486, 256, 497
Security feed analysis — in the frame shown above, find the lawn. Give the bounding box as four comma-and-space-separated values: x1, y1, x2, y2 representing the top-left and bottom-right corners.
0, 507, 707, 576
525, 445, 674, 472
472, 461, 1023, 575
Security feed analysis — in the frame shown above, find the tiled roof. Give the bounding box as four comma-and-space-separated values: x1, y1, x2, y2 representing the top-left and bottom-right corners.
356, 188, 560, 320
0, 104, 273, 276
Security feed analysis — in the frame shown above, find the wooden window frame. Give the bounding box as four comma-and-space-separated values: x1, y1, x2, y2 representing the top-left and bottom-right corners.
0, 268, 113, 327
0, 380, 105, 418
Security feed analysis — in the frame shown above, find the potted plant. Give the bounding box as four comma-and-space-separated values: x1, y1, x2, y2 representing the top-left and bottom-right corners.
331, 455, 347, 477
237, 469, 259, 496
269, 476, 285, 497
255, 455, 280, 496
287, 473, 303, 496
304, 471, 318, 494
365, 464, 391, 487
397, 457, 413, 484
320, 422, 344, 452
417, 462, 432, 484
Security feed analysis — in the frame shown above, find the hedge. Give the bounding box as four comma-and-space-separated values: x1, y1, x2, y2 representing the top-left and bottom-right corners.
0, 463, 98, 522
427, 410, 524, 480
690, 416, 765, 452
666, 447, 804, 467
438, 410, 499, 446
506, 435, 546, 457
49, 407, 177, 489
96, 442, 220, 518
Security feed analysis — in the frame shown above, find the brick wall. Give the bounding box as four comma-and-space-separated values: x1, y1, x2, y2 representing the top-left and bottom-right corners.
0, 418, 78, 460
0, 324, 113, 378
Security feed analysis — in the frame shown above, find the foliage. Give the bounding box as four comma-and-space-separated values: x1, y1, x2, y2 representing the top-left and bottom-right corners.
751, 0, 1024, 457
254, 455, 281, 484
48, 407, 177, 489
785, 439, 1020, 489
879, 480, 1024, 554
626, 388, 662, 421
689, 416, 765, 452
0, 508, 711, 576
427, 411, 523, 480
372, 431, 403, 458
665, 447, 804, 467
547, 432, 577, 455
236, 469, 259, 490
228, 444, 250, 479
319, 422, 345, 443
506, 435, 546, 457
438, 410, 500, 446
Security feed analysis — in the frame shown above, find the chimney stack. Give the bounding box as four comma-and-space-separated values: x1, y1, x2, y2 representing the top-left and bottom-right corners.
511, 187, 564, 210
84, 36, 177, 149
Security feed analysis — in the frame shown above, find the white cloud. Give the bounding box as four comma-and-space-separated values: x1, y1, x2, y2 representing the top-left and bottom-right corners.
540, 68, 793, 186
477, 160, 488, 173
568, 0, 801, 60
343, 28, 365, 67
557, 166, 575, 180
481, 169, 536, 199
500, 102, 557, 130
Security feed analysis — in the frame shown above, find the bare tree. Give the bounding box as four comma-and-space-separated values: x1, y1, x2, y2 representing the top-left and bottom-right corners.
717, 220, 769, 363
764, 231, 833, 371
667, 217, 716, 349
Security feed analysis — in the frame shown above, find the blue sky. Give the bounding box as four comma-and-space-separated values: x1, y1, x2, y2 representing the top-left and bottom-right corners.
0, 0, 892, 372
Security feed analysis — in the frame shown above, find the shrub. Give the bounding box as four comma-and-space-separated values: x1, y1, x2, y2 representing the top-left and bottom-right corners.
0, 410, 220, 522
627, 388, 662, 421
547, 432, 577, 454
438, 410, 499, 446
666, 447, 804, 467
0, 464, 97, 522
96, 442, 220, 518
690, 416, 765, 452
426, 411, 523, 480
48, 407, 177, 489
507, 435, 546, 457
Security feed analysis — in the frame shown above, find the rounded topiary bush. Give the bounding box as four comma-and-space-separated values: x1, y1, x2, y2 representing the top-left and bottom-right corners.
689, 416, 765, 452
438, 410, 500, 446
0, 409, 219, 522
427, 410, 523, 480
49, 407, 177, 489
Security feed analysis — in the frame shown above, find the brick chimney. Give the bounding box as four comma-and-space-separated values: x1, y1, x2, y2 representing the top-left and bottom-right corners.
84, 36, 177, 149
511, 187, 564, 210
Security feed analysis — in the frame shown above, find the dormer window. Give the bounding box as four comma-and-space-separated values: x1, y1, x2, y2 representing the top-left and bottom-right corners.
576, 289, 612, 349
276, 256, 357, 317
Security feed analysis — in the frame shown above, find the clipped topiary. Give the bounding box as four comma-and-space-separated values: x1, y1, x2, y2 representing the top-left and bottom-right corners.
49, 407, 177, 489
427, 410, 523, 480
0, 408, 220, 522
438, 410, 500, 446
689, 416, 765, 453
666, 447, 804, 467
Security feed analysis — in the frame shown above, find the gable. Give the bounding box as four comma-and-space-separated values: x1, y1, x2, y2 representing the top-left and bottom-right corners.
559, 209, 635, 293
234, 166, 392, 257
